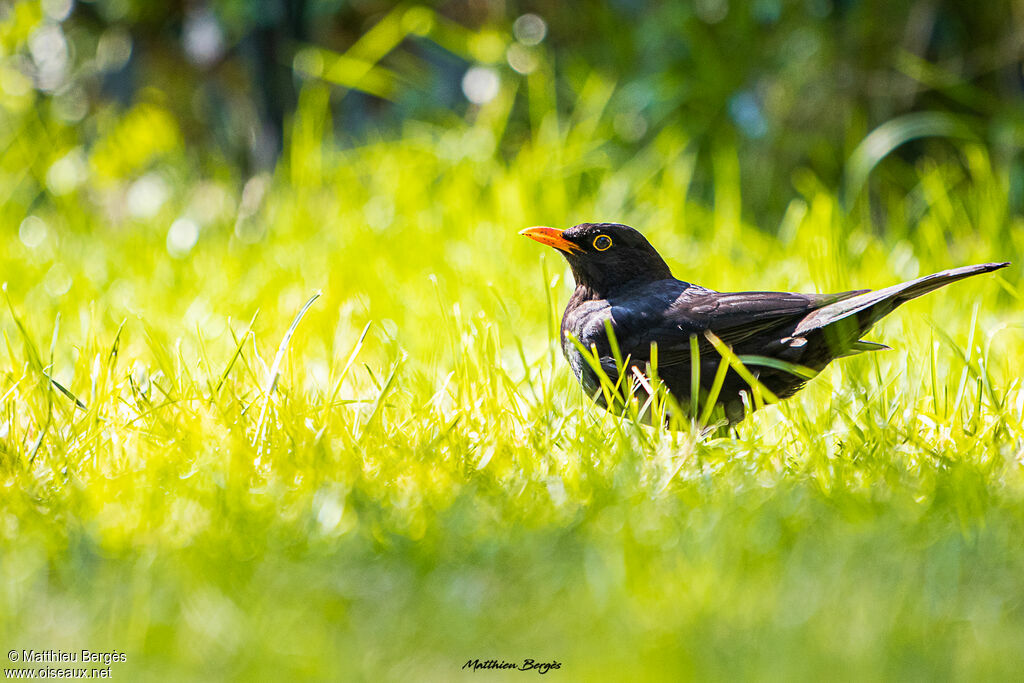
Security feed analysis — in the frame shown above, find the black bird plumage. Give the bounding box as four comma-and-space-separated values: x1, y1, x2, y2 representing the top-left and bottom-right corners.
521, 222, 1009, 423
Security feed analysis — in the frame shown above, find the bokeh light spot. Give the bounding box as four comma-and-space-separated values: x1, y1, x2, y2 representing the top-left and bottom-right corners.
127, 174, 169, 219
42, 0, 73, 22
53, 84, 88, 122
506, 44, 538, 75
46, 148, 87, 195
19, 216, 49, 249
29, 24, 70, 92
167, 217, 200, 257
96, 27, 132, 72
44, 263, 72, 297
462, 66, 500, 105
513, 14, 547, 46
183, 8, 225, 67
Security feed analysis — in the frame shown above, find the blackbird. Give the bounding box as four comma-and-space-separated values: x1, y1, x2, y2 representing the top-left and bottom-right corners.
521, 222, 1008, 424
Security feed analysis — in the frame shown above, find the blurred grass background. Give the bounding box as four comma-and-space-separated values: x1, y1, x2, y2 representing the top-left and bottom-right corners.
2, 0, 1024, 679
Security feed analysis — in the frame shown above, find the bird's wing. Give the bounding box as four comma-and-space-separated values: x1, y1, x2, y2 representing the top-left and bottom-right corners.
640, 289, 870, 367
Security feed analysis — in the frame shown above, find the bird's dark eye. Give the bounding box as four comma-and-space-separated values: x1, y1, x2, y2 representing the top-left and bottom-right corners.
593, 235, 612, 251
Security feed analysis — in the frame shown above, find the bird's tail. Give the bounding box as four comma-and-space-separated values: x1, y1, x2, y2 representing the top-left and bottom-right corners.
794, 262, 1009, 337
875, 262, 1010, 306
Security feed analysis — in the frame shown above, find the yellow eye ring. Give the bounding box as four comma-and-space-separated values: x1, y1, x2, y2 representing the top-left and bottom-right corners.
593, 235, 612, 251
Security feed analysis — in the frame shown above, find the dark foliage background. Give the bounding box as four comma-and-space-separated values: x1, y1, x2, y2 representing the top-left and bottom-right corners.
4, 0, 1023, 223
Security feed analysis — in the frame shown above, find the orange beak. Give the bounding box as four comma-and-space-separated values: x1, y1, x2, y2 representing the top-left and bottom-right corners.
519, 226, 582, 254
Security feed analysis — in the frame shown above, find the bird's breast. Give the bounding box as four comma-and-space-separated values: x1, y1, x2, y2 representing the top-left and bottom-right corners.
560, 299, 613, 382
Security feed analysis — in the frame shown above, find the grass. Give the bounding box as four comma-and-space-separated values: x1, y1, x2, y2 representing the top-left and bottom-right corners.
1, 86, 1023, 680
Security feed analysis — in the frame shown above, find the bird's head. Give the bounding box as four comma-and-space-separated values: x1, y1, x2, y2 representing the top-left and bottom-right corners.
520, 222, 673, 296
